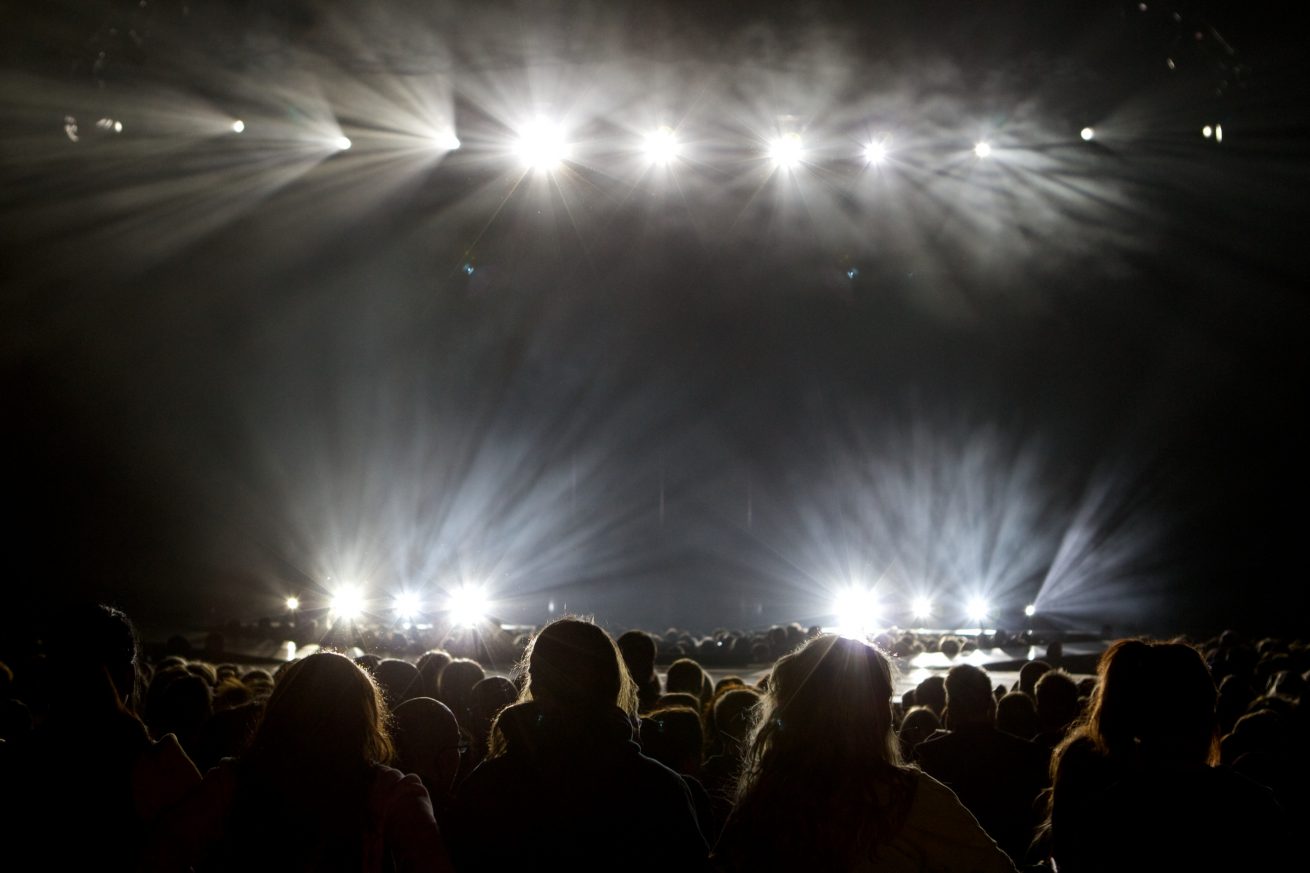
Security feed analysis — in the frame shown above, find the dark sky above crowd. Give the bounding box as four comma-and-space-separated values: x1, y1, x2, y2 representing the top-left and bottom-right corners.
2, 1, 1307, 637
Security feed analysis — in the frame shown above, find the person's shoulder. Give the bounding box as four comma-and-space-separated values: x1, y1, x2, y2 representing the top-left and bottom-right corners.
914, 729, 954, 754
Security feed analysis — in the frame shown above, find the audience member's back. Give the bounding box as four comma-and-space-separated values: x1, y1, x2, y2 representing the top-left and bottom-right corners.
449, 618, 707, 872
2, 604, 200, 870
914, 664, 1048, 865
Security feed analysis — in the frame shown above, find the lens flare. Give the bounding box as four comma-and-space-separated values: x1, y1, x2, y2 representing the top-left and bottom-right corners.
330, 585, 365, 621
864, 140, 888, 163
394, 591, 422, 620
447, 584, 489, 628
643, 126, 679, 164
973, 141, 992, 158
834, 585, 881, 638
515, 120, 569, 171
768, 133, 804, 168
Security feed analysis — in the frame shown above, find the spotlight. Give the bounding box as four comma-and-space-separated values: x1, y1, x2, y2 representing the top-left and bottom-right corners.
834, 585, 881, 638
433, 131, 460, 150
967, 596, 991, 624
1214, 124, 1223, 143
1080, 127, 1095, 141
642, 126, 679, 164
768, 133, 804, 168
1202, 125, 1213, 139
335, 136, 352, 150
863, 140, 888, 164
447, 584, 489, 628
231, 120, 245, 134
394, 591, 422, 621
285, 596, 300, 611
330, 585, 365, 621
973, 141, 992, 158
911, 597, 934, 621
1024, 603, 1037, 618
515, 120, 569, 171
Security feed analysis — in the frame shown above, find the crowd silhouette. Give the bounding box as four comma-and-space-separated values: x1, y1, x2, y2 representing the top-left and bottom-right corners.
0, 604, 1300, 871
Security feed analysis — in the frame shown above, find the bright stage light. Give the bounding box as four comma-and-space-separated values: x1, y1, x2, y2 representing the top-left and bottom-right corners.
911, 596, 934, 621
834, 585, 881, 638
394, 591, 422, 620
285, 596, 300, 611
973, 141, 992, 158
330, 585, 365, 621
1024, 603, 1037, 617
515, 120, 569, 171
1214, 124, 1223, 143
335, 136, 353, 151
642, 126, 679, 164
1080, 127, 1095, 142
447, 584, 489, 628
231, 120, 245, 134
432, 131, 460, 150
1202, 125, 1213, 139
768, 133, 804, 168
864, 140, 888, 164
967, 596, 991, 624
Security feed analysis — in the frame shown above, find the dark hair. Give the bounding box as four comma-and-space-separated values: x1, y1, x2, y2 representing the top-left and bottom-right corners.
522, 618, 637, 716
227, 652, 393, 869
722, 635, 915, 868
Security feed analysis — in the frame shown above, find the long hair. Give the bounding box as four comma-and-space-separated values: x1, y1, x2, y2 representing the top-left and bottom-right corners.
1040, 639, 1220, 862
720, 635, 916, 868
226, 652, 394, 871
488, 618, 637, 757
1058, 638, 1219, 770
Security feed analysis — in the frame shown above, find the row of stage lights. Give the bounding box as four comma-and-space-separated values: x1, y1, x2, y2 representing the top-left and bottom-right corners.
832, 585, 1039, 637
73, 113, 1230, 173
282, 583, 492, 629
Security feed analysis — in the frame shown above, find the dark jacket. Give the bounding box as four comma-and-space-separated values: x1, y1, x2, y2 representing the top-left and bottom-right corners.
449, 700, 708, 872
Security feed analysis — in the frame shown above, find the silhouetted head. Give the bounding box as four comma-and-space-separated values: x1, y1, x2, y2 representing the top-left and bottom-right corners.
245, 651, 392, 779
1086, 638, 1218, 764
45, 603, 143, 715
666, 658, 710, 703
712, 687, 762, 748
616, 630, 658, 680
996, 691, 1039, 740
416, 649, 452, 698
1035, 670, 1081, 733
1019, 660, 1052, 698
751, 634, 901, 771
914, 674, 946, 717
438, 658, 486, 727
392, 697, 462, 800
373, 658, 420, 711
640, 705, 704, 776
522, 617, 637, 717
469, 675, 517, 739
897, 705, 941, 759
944, 664, 995, 728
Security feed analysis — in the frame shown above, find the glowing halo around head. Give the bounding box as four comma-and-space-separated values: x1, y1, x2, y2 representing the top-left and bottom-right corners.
515, 119, 569, 171
768, 132, 804, 168
447, 584, 489, 628
330, 585, 366, 622
642, 126, 679, 164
